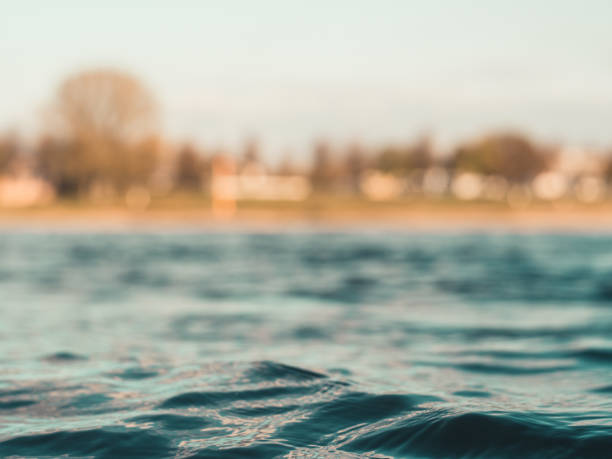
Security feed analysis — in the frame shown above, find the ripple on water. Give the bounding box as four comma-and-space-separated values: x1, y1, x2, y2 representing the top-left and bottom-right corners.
1, 357, 611, 458
42, 352, 88, 363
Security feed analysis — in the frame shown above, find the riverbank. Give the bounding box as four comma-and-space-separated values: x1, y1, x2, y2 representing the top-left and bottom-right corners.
1, 197, 612, 231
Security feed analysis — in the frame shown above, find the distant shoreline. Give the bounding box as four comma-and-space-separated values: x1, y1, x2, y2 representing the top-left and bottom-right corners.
2, 199, 612, 232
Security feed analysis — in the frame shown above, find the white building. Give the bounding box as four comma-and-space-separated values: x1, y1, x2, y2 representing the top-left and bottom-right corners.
0, 172, 55, 208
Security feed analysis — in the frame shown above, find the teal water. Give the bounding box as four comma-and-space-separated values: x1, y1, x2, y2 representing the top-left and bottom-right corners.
0, 231, 611, 458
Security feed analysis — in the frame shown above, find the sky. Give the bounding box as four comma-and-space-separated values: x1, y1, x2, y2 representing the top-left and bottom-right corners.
1, 0, 612, 160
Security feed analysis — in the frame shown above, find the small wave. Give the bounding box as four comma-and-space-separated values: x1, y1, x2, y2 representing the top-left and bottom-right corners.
455, 362, 575, 375
417, 360, 575, 375
42, 352, 88, 362
223, 403, 304, 417
343, 411, 612, 458
184, 443, 290, 458
591, 385, 612, 393
107, 367, 161, 380
569, 348, 612, 363
0, 399, 37, 410
454, 347, 612, 366
158, 383, 334, 409
243, 361, 327, 382
125, 413, 213, 431
278, 392, 442, 448
0, 429, 174, 459
452, 390, 492, 398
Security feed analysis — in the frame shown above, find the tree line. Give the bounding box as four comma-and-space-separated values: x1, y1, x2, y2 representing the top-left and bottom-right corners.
0, 69, 609, 199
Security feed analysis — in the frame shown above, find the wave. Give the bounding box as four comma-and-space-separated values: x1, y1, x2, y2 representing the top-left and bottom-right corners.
343, 411, 612, 459
1, 360, 611, 458
0, 429, 174, 459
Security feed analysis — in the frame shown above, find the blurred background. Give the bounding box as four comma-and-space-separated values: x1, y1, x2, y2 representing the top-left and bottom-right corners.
1, 1, 612, 225
1, 2, 612, 458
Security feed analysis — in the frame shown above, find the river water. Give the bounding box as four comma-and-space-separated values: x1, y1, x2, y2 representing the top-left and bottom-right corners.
0, 230, 611, 457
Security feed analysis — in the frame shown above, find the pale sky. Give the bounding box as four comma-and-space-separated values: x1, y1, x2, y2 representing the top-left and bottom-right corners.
2, 0, 612, 159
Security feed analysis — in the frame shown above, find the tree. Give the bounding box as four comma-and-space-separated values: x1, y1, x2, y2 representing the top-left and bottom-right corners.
174, 143, 206, 191
275, 153, 299, 176
375, 137, 432, 175
376, 146, 404, 173
241, 138, 260, 166
344, 142, 368, 194
310, 140, 337, 193
54, 69, 157, 144
410, 135, 434, 170
39, 69, 160, 196
451, 132, 550, 183
601, 151, 612, 183
0, 132, 19, 174
35, 136, 82, 196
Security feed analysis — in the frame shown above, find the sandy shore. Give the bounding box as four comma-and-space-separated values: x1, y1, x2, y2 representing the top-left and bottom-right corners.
2, 200, 612, 231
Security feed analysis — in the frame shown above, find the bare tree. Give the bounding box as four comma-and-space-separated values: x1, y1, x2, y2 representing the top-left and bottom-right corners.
39, 69, 160, 196
53, 69, 157, 144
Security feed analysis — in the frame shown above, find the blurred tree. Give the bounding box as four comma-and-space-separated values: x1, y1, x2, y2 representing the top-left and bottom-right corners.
174, 143, 207, 191
122, 135, 162, 189
35, 136, 83, 196
344, 142, 368, 194
38, 69, 159, 196
451, 133, 549, 183
276, 154, 299, 176
376, 146, 403, 173
375, 137, 432, 175
0, 132, 19, 174
602, 152, 612, 183
410, 135, 434, 169
310, 140, 337, 193
239, 137, 266, 177
53, 69, 157, 144
241, 138, 260, 166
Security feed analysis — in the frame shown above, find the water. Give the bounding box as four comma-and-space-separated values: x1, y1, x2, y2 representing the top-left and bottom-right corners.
0, 230, 611, 458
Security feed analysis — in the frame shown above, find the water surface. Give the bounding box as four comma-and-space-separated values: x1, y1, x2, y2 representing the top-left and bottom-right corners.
0, 231, 611, 457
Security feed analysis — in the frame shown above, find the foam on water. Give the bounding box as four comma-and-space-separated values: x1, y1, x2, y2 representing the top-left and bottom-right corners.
0, 231, 611, 457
